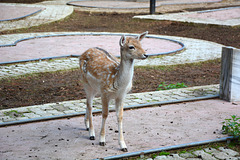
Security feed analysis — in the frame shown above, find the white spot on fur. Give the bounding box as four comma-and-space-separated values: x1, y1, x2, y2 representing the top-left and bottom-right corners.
83, 60, 87, 73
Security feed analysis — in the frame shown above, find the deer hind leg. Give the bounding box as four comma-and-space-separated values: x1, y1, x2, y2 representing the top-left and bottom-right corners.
84, 86, 96, 140
99, 94, 109, 146
115, 97, 128, 152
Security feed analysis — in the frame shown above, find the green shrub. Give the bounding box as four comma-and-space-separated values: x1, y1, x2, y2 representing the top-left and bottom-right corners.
222, 115, 240, 142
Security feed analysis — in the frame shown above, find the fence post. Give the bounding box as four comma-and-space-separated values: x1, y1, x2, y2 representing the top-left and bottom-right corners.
150, 0, 156, 14
220, 46, 240, 102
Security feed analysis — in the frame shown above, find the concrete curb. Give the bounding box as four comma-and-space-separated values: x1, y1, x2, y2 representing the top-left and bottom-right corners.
0, 84, 220, 127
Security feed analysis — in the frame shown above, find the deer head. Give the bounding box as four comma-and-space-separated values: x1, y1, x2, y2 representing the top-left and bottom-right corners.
119, 31, 148, 60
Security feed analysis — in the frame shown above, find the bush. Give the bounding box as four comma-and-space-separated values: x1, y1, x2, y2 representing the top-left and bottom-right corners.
222, 115, 240, 142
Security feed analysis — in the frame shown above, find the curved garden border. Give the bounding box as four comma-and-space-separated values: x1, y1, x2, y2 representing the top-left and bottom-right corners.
67, 0, 161, 9
0, 7, 45, 22
67, 0, 222, 9
0, 32, 224, 72
0, 32, 185, 65
0, 3, 73, 32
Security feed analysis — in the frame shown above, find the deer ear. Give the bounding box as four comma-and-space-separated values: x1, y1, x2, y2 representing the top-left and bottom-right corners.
120, 35, 126, 47
137, 31, 148, 41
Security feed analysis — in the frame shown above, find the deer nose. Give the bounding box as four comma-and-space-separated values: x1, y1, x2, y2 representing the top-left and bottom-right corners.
144, 54, 148, 58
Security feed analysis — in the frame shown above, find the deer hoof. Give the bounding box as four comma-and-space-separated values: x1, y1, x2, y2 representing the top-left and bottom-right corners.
90, 136, 95, 140
99, 142, 106, 146
121, 148, 128, 152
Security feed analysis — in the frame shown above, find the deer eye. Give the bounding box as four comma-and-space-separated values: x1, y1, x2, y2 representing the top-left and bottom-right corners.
129, 46, 135, 50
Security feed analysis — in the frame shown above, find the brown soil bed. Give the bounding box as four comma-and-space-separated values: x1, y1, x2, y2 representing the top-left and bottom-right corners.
1, 11, 240, 48
0, 59, 220, 110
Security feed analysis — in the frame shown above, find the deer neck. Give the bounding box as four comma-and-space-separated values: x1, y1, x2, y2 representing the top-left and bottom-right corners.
115, 58, 134, 90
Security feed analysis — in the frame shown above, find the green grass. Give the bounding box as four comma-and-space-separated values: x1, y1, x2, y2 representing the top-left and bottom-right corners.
152, 151, 170, 159
157, 82, 187, 90
222, 115, 240, 142
4, 110, 25, 118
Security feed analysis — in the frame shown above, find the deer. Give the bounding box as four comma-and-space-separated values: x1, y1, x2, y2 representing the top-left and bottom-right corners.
79, 32, 148, 152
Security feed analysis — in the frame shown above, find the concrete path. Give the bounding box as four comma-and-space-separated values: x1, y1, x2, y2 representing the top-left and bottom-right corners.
1, 98, 239, 160
134, 7, 240, 26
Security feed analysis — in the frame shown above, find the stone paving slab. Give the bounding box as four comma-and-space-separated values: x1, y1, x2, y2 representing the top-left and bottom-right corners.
134, 7, 240, 26
0, 84, 219, 125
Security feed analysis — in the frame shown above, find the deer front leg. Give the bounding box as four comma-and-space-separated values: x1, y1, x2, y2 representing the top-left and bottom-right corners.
116, 97, 128, 152
99, 95, 109, 146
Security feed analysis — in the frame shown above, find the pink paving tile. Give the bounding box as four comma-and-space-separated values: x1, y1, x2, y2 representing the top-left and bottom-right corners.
186, 7, 240, 21
0, 4, 45, 21
67, 0, 222, 9
0, 35, 183, 63
161, 0, 222, 5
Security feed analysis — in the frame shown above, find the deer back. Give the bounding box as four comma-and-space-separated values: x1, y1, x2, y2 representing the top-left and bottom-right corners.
79, 47, 120, 92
